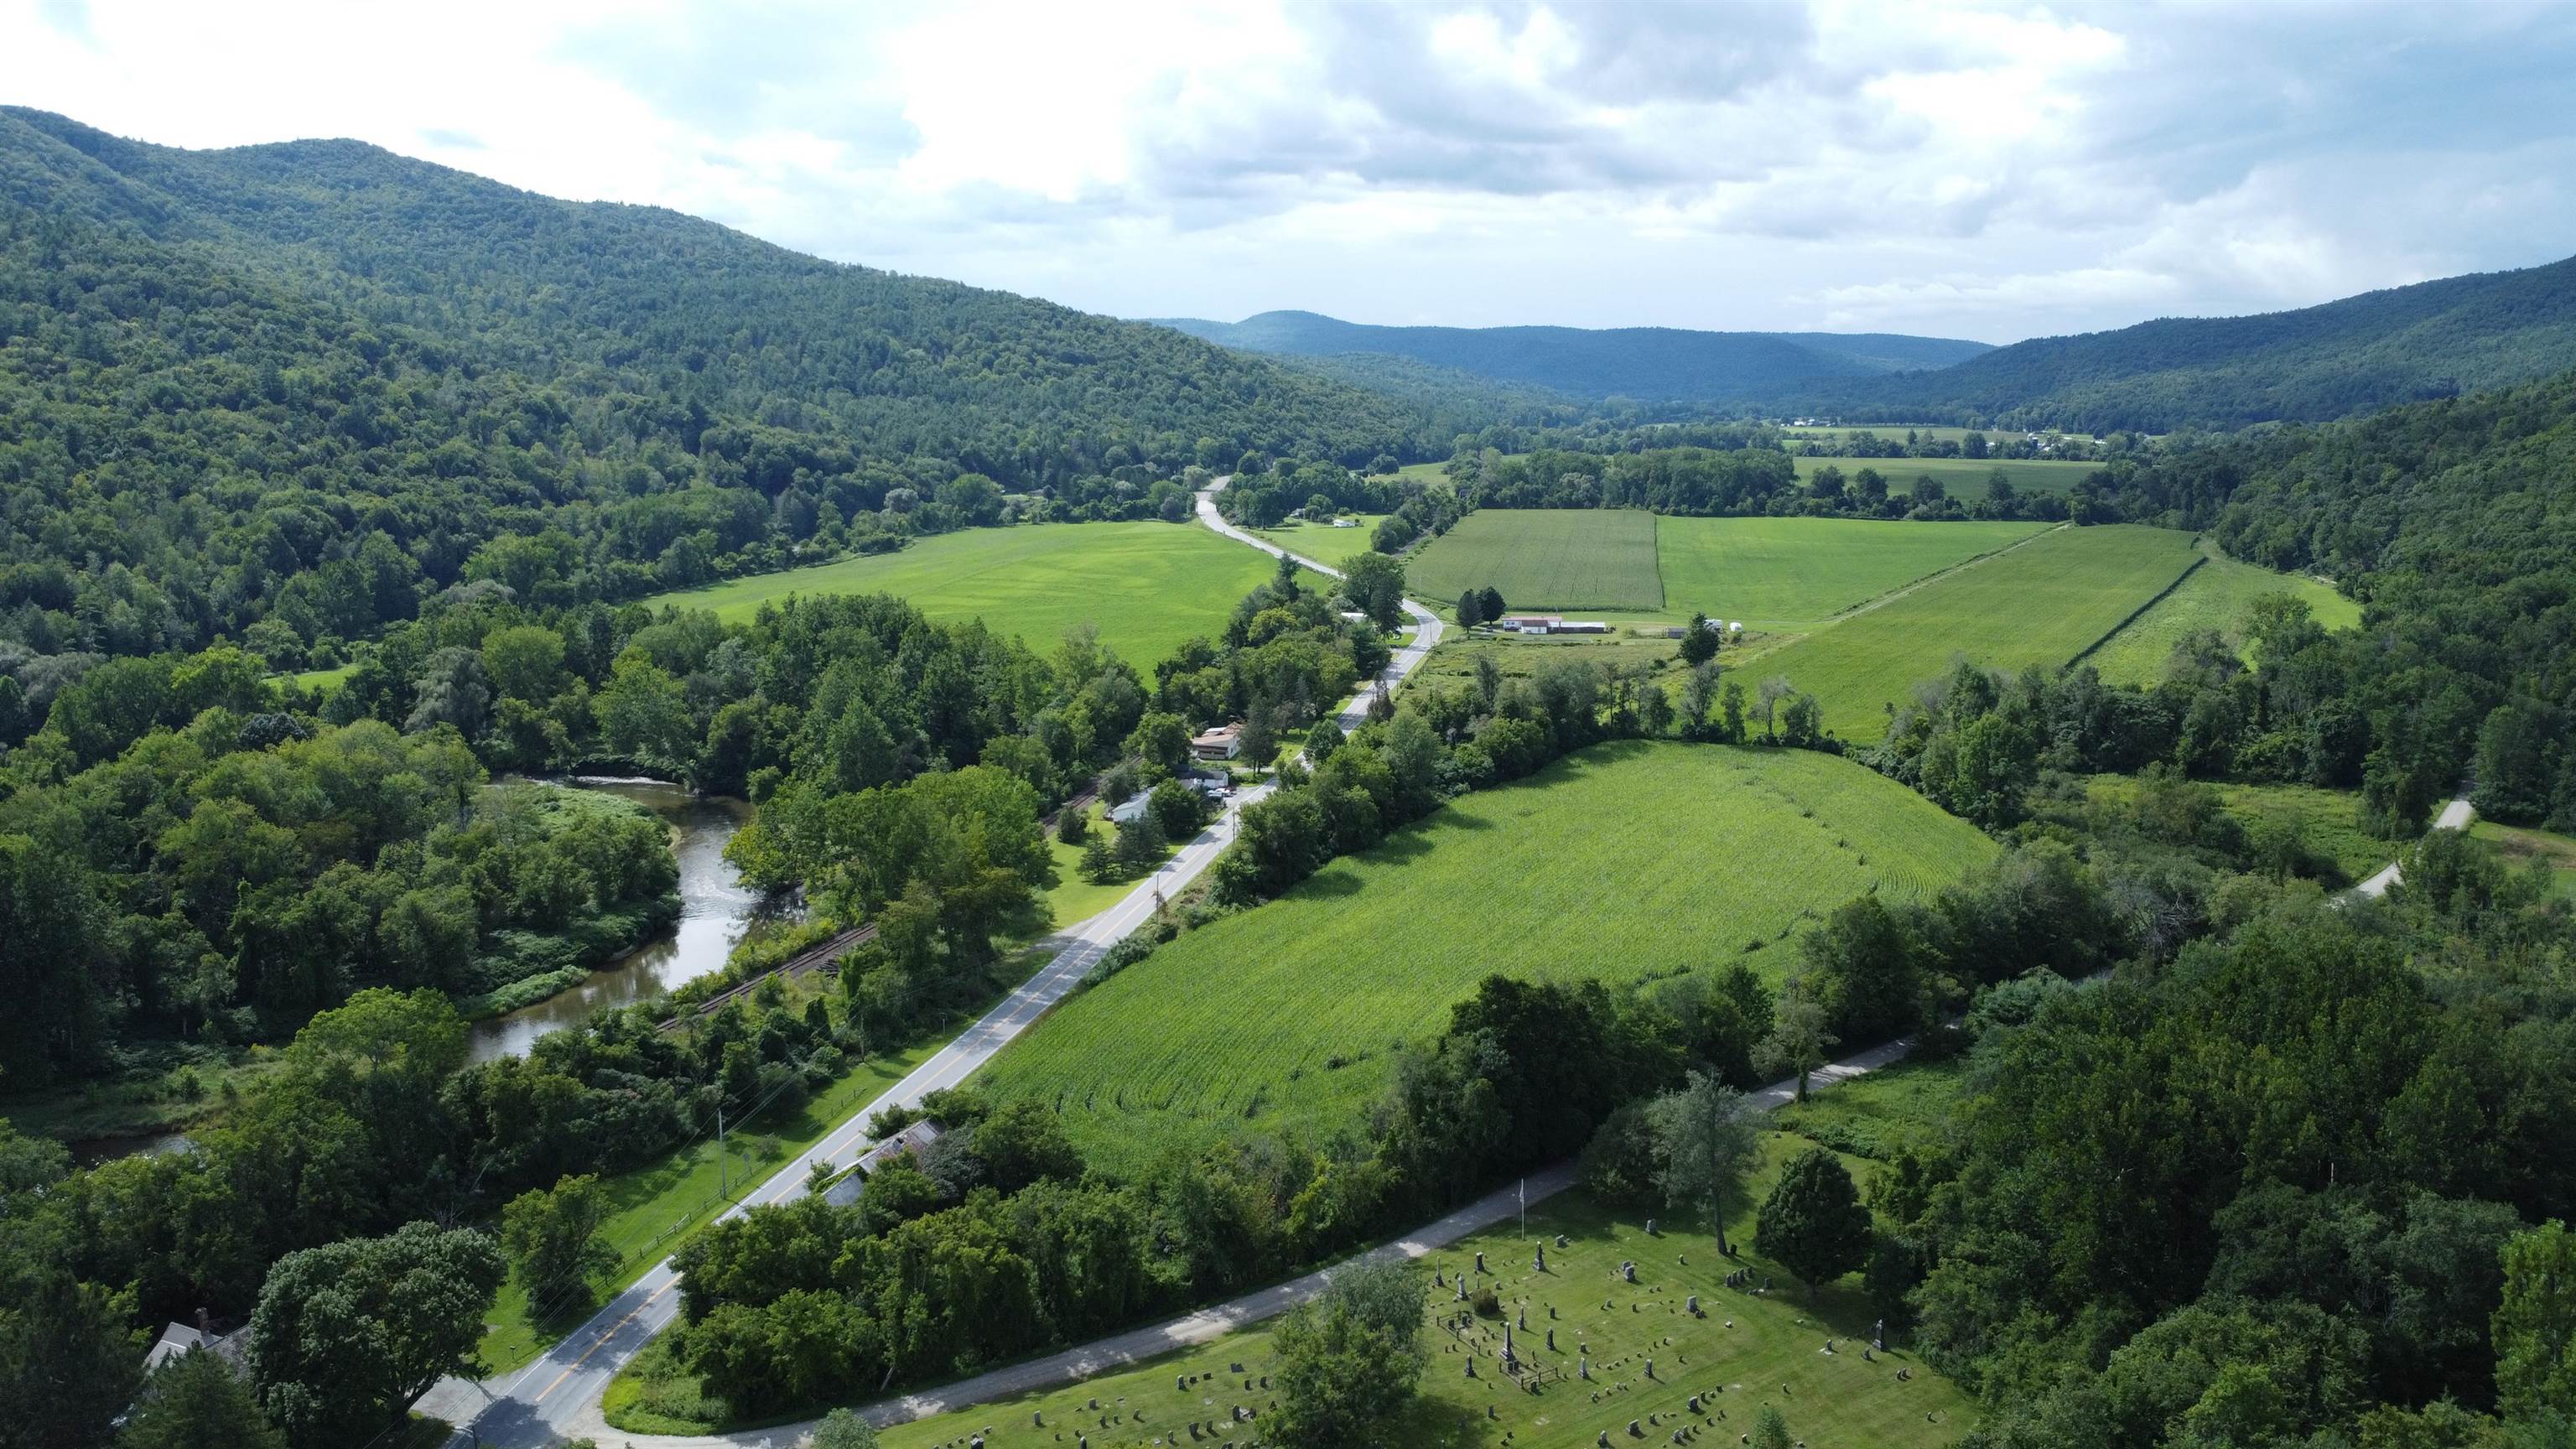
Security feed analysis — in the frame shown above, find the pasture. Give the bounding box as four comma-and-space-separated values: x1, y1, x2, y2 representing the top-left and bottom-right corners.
641, 522, 1278, 667
983, 741, 1992, 1168
1747, 524, 2199, 742
1790, 453, 2102, 496
2084, 547, 2360, 684
868, 1115, 1974, 1449
1409, 508, 1665, 612
1657, 517, 2048, 630
1249, 513, 1392, 570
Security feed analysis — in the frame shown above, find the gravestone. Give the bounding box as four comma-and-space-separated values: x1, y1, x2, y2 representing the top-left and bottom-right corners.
1686, 1295, 1700, 1315
1476, 1250, 1486, 1273
1623, 1261, 1638, 1283
1874, 1317, 1885, 1351
1535, 1245, 1546, 1272
1647, 1218, 1656, 1235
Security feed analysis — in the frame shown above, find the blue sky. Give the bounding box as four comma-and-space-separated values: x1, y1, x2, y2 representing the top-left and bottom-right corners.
6, 0, 2573, 343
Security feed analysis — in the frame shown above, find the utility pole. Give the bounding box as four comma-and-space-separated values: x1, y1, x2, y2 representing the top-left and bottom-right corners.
716, 1099, 727, 1196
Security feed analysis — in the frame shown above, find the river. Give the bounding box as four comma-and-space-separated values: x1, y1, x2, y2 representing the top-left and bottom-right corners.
461, 778, 775, 1063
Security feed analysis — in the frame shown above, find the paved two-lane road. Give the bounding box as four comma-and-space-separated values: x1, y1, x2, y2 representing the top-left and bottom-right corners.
1192, 480, 1445, 727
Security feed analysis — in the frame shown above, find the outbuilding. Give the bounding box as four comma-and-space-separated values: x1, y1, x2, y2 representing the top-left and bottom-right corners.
1190, 723, 1244, 761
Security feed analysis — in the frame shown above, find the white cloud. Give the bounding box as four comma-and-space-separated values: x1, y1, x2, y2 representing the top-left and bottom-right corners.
2, 0, 2571, 341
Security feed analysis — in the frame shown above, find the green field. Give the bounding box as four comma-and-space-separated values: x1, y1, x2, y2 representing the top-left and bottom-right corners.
2470, 821, 2576, 900
857, 1130, 1972, 1449
984, 741, 1993, 1167
1750, 524, 2201, 741
1791, 453, 2101, 496
643, 522, 1278, 666
1249, 514, 1392, 570
1657, 517, 2049, 629
2084, 547, 2360, 684
1408, 508, 1665, 613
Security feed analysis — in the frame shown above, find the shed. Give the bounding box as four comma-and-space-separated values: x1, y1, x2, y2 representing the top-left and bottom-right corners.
1108, 794, 1152, 826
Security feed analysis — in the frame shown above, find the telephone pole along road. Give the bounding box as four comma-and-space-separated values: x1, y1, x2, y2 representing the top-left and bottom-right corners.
419, 483, 1444, 1446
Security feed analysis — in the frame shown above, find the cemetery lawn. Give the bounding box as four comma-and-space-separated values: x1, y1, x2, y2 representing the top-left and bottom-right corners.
2083, 545, 2360, 685
2470, 821, 2576, 901
1654, 517, 2049, 629
1792, 452, 2101, 496
850, 1134, 1975, 1447
1749, 523, 2202, 741
982, 741, 1992, 1171
1248, 514, 1392, 570
641, 522, 1278, 667
1408, 508, 1665, 613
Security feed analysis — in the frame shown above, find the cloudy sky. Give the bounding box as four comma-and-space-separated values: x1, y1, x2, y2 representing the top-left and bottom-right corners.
7, 0, 2573, 343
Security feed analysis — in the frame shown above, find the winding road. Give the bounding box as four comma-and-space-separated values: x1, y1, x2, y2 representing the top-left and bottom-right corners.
419, 484, 1441, 1446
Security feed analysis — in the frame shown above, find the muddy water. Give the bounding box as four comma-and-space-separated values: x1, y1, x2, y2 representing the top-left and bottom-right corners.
462, 779, 775, 1063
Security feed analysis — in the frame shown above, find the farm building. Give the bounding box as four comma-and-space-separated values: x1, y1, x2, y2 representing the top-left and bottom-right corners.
1555, 621, 1611, 634
1190, 723, 1244, 761
1497, 614, 1562, 634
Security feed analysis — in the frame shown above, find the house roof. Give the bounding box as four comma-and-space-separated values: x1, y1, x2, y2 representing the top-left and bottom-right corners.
856, 1119, 946, 1177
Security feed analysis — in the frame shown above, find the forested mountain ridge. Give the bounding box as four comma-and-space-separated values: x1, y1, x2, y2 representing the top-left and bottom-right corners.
1806, 252, 2576, 432
1149, 309, 1993, 402
0, 108, 1464, 671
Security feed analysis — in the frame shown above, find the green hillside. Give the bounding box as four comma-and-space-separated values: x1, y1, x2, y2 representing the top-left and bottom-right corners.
1155, 309, 1990, 402
983, 741, 1992, 1166
1805, 252, 2576, 431
0, 106, 1465, 668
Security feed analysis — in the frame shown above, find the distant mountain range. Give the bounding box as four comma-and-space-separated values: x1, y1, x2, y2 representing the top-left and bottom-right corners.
1158, 254, 2576, 433
1145, 311, 1992, 404
1802, 254, 2576, 433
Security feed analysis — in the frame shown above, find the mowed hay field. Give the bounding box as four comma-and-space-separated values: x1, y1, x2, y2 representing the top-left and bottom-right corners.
1753, 524, 2201, 741
1791, 452, 2101, 496
1657, 517, 2048, 629
643, 522, 1277, 665
984, 741, 1992, 1167
1409, 508, 1665, 612
870, 1175, 1974, 1449
2084, 547, 2360, 684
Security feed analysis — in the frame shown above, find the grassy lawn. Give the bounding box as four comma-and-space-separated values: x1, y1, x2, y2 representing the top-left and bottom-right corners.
2085, 546, 2360, 684
475, 1025, 963, 1371
1750, 524, 2201, 741
642, 522, 1279, 667
1409, 509, 1665, 613
1041, 802, 1176, 929
1412, 626, 1690, 691
2470, 821, 2576, 900
286, 662, 356, 693
1249, 514, 1391, 570
1656, 517, 2048, 630
1792, 453, 2101, 496
984, 741, 1992, 1170
854, 1142, 1972, 1449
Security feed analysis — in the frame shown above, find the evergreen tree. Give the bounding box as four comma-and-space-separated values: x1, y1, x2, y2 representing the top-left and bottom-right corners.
1756, 1148, 1873, 1300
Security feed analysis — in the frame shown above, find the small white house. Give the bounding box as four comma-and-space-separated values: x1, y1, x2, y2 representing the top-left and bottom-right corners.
1332, 517, 1358, 528
1108, 794, 1152, 826
1497, 614, 1563, 635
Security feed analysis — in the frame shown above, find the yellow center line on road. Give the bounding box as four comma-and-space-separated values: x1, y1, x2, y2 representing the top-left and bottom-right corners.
534, 1279, 677, 1403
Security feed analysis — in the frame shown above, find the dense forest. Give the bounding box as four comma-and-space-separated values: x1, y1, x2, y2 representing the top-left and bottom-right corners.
0, 106, 1486, 671
1153, 309, 1991, 403
1798, 252, 2576, 432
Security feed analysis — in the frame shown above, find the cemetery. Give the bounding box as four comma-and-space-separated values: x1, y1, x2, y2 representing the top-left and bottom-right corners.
874, 1144, 1974, 1449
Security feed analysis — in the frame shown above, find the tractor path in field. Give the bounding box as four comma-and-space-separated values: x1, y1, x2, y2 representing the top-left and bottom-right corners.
419, 482, 1451, 1448
1723, 521, 2070, 668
